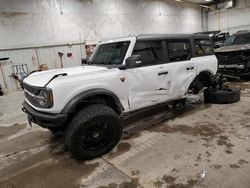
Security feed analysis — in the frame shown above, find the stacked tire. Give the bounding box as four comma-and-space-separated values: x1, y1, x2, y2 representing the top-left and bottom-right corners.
204, 88, 241, 104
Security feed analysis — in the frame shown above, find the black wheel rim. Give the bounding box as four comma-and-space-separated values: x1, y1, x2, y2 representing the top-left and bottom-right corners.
80, 121, 113, 151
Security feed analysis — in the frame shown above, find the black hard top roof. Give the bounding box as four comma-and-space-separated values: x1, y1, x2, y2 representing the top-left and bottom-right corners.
233, 30, 250, 35
136, 34, 210, 40
194, 30, 221, 35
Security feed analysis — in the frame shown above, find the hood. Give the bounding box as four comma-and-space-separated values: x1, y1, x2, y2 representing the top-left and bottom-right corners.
23, 65, 107, 87
215, 44, 250, 53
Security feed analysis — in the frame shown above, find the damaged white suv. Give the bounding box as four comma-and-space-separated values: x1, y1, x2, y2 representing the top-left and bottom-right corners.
22, 34, 218, 159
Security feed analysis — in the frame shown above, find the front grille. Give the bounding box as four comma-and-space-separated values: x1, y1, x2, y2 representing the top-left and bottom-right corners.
23, 83, 40, 95
23, 83, 53, 108
216, 52, 245, 66
23, 83, 41, 107
24, 91, 37, 106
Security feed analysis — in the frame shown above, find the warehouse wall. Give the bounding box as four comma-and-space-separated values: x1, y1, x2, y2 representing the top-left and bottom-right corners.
0, 0, 202, 92
0, 0, 202, 48
0, 44, 85, 92
208, 0, 250, 33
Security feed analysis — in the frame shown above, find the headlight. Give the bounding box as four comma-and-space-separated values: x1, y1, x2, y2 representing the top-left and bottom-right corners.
37, 90, 49, 107
34, 89, 53, 108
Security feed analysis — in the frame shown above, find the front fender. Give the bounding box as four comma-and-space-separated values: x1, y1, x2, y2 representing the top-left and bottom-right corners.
61, 88, 124, 114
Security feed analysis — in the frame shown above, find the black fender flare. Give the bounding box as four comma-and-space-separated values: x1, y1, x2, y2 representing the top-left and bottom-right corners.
61, 88, 124, 114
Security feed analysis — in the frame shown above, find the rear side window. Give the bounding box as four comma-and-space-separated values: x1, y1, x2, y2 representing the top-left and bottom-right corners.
194, 39, 214, 56
132, 41, 163, 66
167, 41, 191, 62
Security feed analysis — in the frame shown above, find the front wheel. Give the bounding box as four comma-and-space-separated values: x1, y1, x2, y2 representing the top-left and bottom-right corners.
48, 127, 63, 135
65, 104, 122, 160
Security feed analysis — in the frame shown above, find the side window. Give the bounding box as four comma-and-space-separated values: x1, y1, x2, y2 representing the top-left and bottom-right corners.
194, 39, 214, 56
132, 41, 163, 66
167, 41, 191, 62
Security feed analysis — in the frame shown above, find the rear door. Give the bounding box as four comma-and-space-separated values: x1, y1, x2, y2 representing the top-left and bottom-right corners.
193, 38, 217, 76
125, 40, 171, 110
164, 40, 195, 99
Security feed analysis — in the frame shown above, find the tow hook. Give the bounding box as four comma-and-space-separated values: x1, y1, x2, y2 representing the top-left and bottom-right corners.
22, 106, 32, 127
28, 115, 33, 127
21, 107, 26, 113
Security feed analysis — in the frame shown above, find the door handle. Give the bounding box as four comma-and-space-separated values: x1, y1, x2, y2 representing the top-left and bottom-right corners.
186, 67, 194, 71
158, 71, 168, 76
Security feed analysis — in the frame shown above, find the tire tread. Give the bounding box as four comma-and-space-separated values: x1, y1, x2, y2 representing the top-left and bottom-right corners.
65, 104, 122, 159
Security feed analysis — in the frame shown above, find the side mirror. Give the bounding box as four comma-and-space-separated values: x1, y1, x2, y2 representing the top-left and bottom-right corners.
118, 55, 142, 70
125, 55, 142, 69
217, 34, 224, 39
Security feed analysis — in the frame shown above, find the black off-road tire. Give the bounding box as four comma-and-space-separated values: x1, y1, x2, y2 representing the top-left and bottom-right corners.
48, 127, 63, 135
65, 104, 122, 160
204, 88, 241, 104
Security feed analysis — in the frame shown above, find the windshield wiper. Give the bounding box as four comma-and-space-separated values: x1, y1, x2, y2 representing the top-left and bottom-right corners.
91, 61, 113, 65
104, 61, 113, 65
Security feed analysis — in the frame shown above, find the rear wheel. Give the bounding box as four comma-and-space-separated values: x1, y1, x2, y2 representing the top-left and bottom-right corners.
204, 88, 241, 104
65, 104, 122, 160
188, 77, 205, 94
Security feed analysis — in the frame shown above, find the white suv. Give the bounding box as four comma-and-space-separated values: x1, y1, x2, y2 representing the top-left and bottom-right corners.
22, 34, 218, 159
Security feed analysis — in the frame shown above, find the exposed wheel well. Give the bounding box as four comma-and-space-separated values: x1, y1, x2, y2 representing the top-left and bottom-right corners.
188, 71, 214, 94
197, 71, 214, 87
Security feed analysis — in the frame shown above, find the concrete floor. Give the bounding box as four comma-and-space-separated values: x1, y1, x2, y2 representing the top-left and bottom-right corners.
0, 82, 250, 188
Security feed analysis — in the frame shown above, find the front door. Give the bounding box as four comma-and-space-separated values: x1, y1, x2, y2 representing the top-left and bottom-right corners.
125, 40, 170, 110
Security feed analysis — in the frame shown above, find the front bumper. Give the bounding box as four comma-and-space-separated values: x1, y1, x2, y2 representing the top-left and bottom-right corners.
22, 101, 68, 128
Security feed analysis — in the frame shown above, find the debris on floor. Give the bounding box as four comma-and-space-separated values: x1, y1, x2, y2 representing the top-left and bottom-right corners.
0, 82, 250, 188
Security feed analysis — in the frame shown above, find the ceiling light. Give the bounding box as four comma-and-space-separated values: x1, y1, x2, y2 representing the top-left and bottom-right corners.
200, 4, 211, 8
205, 0, 213, 2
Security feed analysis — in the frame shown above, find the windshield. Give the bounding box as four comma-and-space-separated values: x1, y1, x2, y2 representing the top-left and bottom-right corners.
89, 41, 130, 65
223, 33, 250, 46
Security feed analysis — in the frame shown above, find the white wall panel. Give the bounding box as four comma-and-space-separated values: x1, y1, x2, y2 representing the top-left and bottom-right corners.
208, 0, 250, 33
0, 0, 202, 49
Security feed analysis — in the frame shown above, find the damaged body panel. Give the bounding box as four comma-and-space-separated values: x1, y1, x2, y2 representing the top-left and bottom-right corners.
194, 30, 230, 49
215, 31, 250, 78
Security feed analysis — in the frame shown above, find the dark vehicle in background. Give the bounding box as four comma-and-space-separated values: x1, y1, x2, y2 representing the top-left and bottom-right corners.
195, 30, 230, 48
215, 30, 250, 78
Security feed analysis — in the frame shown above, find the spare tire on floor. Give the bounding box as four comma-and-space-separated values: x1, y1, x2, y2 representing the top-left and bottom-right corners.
204, 88, 241, 104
